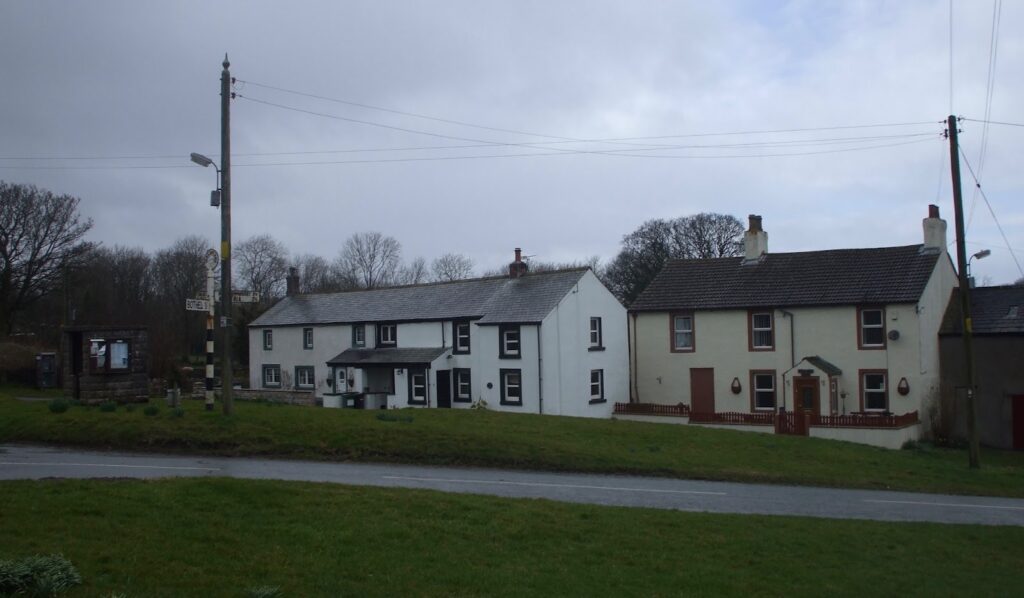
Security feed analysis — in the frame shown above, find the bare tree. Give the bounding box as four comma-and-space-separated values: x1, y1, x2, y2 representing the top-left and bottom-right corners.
0, 181, 93, 335
291, 253, 348, 293
432, 253, 475, 281
336, 232, 401, 289
235, 234, 289, 303
603, 213, 744, 304
398, 256, 429, 285
151, 236, 210, 363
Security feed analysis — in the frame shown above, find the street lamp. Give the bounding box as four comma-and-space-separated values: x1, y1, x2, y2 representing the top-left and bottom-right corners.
190, 153, 222, 207
967, 249, 991, 288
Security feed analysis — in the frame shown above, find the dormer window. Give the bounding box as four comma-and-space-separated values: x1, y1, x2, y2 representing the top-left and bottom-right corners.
499, 324, 521, 358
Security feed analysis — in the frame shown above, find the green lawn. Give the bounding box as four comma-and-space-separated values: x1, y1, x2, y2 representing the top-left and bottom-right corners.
1, 477, 1021, 597
1, 390, 1023, 497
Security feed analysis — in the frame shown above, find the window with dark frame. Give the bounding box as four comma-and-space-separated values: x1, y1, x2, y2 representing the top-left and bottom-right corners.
858, 307, 886, 348
589, 369, 605, 403
408, 368, 427, 405
499, 324, 521, 358
377, 322, 397, 347
262, 364, 281, 388
862, 371, 888, 411
262, 329, 273, 350
453, 320, 471, 354
89, 339, 131, 373
589, 317, 603, 349
295, 366, 315, 389
751, 371, 776, 411
671, 313, 694, 351
352, 324, 365, 347
303, 328, 314, 350
500, 369, 522, 406
453, 368, 472, 402
749, 311, 774, 350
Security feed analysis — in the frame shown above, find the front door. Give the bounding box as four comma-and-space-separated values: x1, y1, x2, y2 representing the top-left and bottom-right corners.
793, 377, 819, 414
436, 370, 452, 408
690, 368, 715, 414
334, 367, 348, 393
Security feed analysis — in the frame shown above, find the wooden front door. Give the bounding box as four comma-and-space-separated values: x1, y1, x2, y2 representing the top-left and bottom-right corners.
690, 368, 715, 414
1013, 395, 1024, 450
436, 370, 452, 409
793, 377, 820, 415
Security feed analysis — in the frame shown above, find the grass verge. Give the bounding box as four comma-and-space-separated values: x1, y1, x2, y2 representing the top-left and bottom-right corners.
1, 390, 1022, 497
1, 477, 1022, 597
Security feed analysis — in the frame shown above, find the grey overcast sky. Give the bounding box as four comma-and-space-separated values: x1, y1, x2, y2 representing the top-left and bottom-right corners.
1, 1, 1021, 284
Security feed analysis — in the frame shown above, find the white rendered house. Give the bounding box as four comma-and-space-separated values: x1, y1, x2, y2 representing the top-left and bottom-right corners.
624, 206, 957, 448
248, 250, 627, 417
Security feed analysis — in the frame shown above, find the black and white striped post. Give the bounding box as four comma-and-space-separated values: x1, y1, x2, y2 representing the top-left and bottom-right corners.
205, 249, 218, 411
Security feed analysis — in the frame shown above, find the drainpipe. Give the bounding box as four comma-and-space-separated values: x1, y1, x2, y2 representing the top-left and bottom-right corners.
629, 312, 638, 402
780, 309, 795, 412
536, 323, 544, 414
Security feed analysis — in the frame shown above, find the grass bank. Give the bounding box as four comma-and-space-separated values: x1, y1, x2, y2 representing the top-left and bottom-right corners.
1, 477, 1022, 597
1, 390, 1022, 497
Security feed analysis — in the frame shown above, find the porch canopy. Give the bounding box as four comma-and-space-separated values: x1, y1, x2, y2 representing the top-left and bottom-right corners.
326, 347, 447, 368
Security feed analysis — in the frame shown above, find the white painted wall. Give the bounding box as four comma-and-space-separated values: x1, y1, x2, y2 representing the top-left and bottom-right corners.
541, 270, 626, 418
247, 270, 628, 419
248, 323, 354, 396
630, 256, 956, 425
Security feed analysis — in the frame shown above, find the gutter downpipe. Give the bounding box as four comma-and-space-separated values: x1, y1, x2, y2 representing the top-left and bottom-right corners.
780, 309, 795, 412
537, 322, 543, 415
629, 312, 638, 402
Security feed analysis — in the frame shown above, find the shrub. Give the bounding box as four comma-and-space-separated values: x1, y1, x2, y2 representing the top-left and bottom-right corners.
99, 401, 117, 413
170, 407, 185, 418
143, 405, 160, 417
47, 399, 69, 414
0, 553, 82, 596
245, 586, 283, 598
376, 412, 413, 424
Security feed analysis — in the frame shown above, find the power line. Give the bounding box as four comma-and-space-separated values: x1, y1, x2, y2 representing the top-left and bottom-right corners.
0, 131, 938, 164
957, 145, 1023, 277
961, 117, 1024, 127
0, 137, 937, 171
968, 0, 1003, 231
235, 78, 938, 147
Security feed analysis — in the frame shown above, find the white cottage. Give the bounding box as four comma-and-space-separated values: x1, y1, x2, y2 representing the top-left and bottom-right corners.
624, 206, 958, 448
248, 250, 627, 417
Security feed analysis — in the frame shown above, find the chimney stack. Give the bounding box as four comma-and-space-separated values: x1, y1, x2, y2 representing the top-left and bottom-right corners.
508, 247, 529, 278
743, 215, 768, 264
921, 204, 947, 253
286, 267, 300, 296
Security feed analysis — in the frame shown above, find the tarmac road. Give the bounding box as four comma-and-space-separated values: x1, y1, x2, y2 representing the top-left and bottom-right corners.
2, 443, 1023, 526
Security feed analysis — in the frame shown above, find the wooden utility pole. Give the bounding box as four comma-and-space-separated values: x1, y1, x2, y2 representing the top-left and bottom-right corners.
947, 114, 980, 469
220, 55, 234, 415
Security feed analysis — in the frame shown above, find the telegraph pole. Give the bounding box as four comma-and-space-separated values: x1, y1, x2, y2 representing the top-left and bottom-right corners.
946, 114, 980, 469
220, 55, 234, 415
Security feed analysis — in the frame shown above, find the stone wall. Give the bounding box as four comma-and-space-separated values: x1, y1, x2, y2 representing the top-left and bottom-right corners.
62, 327, 149, 403
233, 388, 317, 406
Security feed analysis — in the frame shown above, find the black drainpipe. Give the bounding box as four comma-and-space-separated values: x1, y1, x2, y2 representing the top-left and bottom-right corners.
780, 309, 795, 412
536, 323, 543, 414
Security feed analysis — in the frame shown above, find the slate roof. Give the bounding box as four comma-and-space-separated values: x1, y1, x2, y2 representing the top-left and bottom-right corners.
803, 356, 843, 377
326, 347, 448, 367
940, 286, 1024, 335
629, 245, 942, 311
251, 268, 589, 327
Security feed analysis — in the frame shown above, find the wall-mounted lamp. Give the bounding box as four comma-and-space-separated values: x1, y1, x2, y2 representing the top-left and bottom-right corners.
897, 377, 910, 396
731, 377, 742, 394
